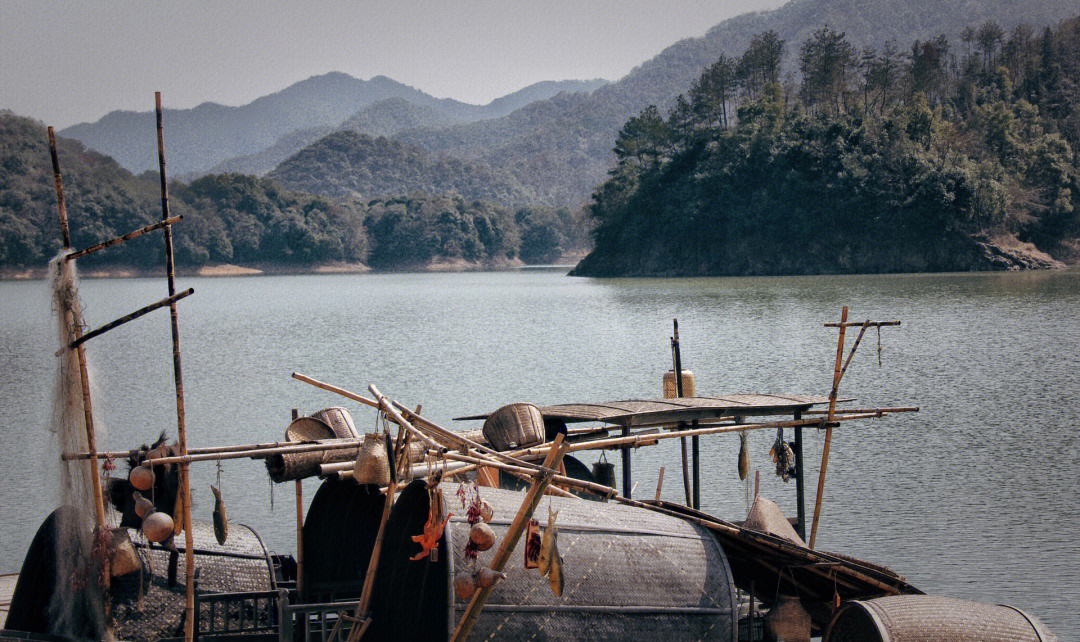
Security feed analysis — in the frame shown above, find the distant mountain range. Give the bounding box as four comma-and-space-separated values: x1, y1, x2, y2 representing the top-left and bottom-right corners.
51, 0, 1080, 207
59, 75, 607, 178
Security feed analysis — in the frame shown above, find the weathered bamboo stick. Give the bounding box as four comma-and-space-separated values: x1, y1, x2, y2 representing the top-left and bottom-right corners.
803, 407, 918, 415
810, 306, 848, 550
331, 412, 880, 480
48, 127, 107, 532
155, 93, 195, 642
292, 409, 304, 598
427, 449, 615, 499
64, 216, 182, 261
823, 320, 900, 328
347, 478, 396, 642
368, 385, 446, 455
452, 435, 569, 642
655, 466, 665, 502
64, 435, 366, 461
67, 288, 193, 351
392, 400, 545, 473
293, 372, 381, 409
144, 438, 365, 466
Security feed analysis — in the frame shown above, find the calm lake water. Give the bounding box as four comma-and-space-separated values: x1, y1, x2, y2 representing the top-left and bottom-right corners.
2, 267, 1079, 635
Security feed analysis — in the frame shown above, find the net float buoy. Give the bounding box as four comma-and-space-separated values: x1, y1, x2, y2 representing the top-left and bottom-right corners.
129, 465, 155, 491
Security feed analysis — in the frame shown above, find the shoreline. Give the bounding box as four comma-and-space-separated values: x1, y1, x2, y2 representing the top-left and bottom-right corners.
0, 258, 578, 281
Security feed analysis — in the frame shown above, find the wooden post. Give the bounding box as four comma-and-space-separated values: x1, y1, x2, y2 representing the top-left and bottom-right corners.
672, 320, 694, 508
47, 127, 108, 532
620, 425, 631, 498
451, 434, 568, 642
654, 466, 665, 502
810, 306, 847, 550
155, 93, 195, 642
793, 411, 806, 541
292, 409, 304, 599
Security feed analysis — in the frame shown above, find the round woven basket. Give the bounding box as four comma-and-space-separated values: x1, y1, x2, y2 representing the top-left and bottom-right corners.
286, 416, 335, 443
482, 403, 545, 452
313, 407, 359, 439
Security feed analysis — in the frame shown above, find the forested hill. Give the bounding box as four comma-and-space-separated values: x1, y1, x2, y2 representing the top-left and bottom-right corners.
266, 131, 539, 206
59, 75, 607, 178
397, 0, 1080, 206
572, 16, 1080, 276
0, 114, 587, 273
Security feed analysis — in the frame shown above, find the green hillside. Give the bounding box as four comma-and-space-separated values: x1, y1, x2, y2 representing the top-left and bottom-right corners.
572, 16, 1080, 276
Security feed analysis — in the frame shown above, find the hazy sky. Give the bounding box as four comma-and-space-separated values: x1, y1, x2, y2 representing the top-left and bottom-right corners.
1, 0, 785, 128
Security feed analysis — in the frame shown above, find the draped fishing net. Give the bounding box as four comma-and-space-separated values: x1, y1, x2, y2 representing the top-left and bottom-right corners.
46, 250, 107, 637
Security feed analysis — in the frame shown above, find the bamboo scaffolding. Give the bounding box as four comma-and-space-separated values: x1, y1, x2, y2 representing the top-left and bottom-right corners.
67, 288, 193, 351
331, 412, 887, 480
64, 216, 182, 261
451, 434, 569, 642
48, 127, 107, 532
155, 93, 195, 642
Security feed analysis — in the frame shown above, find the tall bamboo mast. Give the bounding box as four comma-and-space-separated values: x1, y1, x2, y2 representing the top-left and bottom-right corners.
154, 93, 195, 642
48, 127, 107, 531
809, 306, 847, 549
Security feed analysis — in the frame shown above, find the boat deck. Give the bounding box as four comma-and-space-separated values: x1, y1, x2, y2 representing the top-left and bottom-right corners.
0, 573, 16, 629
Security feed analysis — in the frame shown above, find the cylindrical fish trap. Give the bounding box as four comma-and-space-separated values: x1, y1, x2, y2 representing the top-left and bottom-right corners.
592, 452, 616, 488
444, 484, 738, 640
662, 369, 695, 398
482, 402, 545, 451
825, 595, 1059, 642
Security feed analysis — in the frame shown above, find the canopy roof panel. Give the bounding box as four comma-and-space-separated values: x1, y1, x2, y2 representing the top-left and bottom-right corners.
458, 394, 843, 426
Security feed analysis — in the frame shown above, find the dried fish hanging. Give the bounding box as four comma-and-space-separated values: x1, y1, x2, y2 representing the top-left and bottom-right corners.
454, 481, 490, 600
210, 460, 228, 545
770, 428, 796, 482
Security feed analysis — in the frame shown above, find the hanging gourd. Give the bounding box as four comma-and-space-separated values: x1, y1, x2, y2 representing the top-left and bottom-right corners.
142, 511, 174, 543
475, 567, 506, 588
129, 465, 154, 491
454, 571, 478, 600
470, 522, 496, 552
132, 491, 154, 518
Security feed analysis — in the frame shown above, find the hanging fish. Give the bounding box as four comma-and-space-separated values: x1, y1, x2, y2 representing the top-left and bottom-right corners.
547, 543, 564, 597
411, 488, 451, 561
524, 518, 542, 569
210, 485, 228, 545
738, 431, 750, 481
538, 506, 559, 575
769, 429, 796, 482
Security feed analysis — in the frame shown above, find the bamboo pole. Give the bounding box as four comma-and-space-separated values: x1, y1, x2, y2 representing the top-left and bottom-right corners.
155, 93, 195, 642
823, 321, 900, 328
48, 127, 107, 531
292, 409, 304, 598
64, 216, 182, 261
655, 466, 665, 502
67, 288, 193, 351
63, 436, 362, 461
451, 434, 569, 642
809, 306, 848, 550
293, 372, 381, 409
334, 412, 881, 480
344, 388, 408, 642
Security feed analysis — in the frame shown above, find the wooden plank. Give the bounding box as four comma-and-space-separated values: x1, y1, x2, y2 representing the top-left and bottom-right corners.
0, 573, 16, 630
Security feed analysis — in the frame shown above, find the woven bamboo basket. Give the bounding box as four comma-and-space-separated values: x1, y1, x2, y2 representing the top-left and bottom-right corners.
662, 369, 696, 398
482, 403, 545, 451
286, 416, 335, 443
313, 406, 359, 439
353, 433, 390, 485
825, 595, 1059, 642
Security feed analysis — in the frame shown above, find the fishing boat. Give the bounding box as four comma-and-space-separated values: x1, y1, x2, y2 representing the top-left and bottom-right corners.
0, 96, 1062, 642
